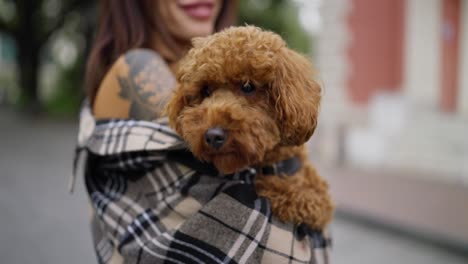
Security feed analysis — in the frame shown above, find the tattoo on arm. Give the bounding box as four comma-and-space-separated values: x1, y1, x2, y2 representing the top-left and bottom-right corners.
117, 50, 176, 120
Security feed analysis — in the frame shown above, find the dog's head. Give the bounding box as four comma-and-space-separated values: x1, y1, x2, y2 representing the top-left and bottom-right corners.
166, 26, 321, 173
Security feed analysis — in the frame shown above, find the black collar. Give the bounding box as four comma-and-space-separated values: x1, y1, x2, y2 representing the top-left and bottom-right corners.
167, 149, 302, 177
258, 156, 302, 176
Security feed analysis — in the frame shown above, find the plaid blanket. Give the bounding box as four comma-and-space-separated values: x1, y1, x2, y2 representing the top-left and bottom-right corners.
75, 103, 332, 264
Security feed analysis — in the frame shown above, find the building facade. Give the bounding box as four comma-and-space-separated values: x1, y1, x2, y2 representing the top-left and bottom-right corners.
315, 0, 468, 245
316, 0, 468, 183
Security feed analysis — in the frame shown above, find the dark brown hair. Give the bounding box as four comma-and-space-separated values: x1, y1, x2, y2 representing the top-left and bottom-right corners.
85, 0, 237, 105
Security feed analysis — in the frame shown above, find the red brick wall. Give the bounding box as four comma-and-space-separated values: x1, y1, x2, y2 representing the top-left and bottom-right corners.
441, 0, 461, 112
347, 0, 405, 105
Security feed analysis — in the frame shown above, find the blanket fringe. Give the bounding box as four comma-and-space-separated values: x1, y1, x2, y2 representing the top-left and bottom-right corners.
69, 147, 85, 193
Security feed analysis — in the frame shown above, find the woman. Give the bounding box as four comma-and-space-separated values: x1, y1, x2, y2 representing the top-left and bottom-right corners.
86, 0, 235, 120
78, 1, 331, 263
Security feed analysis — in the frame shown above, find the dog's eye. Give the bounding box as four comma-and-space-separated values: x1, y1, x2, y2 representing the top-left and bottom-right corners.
241, 82, 255, 95
201, 85, 211, 98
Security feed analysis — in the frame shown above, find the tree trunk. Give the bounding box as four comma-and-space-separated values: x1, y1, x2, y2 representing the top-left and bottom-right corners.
15, 0, 42, 112
17, 43, 40, 110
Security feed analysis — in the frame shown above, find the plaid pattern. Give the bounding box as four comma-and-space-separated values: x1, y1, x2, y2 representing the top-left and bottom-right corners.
76, 104, 332, 264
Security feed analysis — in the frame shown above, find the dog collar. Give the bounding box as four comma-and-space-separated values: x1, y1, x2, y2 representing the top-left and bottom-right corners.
167, 149, 302, 177
259, 156, 302, 176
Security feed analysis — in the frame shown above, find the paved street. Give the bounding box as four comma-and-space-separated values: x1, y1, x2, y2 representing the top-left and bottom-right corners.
1, 108, 467, 264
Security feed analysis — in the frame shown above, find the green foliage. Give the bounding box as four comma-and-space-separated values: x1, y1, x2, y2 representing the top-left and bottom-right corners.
43, 59, 83, 117
41, 9, 94, 117
238, 0, 310, 54
0, 0, 93, 114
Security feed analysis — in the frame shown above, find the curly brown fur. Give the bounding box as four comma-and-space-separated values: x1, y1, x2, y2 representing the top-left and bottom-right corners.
166, 26, 334, 230
256, 146, 333, 229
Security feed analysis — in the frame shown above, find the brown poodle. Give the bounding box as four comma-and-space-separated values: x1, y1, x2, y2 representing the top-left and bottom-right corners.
166, 26, 333, 230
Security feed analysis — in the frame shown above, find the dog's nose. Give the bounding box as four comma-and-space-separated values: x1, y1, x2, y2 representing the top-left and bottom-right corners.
204, 128, 226, 149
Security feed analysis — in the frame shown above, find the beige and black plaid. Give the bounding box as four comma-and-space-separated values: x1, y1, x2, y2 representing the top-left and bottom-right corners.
75, 104, 332, 264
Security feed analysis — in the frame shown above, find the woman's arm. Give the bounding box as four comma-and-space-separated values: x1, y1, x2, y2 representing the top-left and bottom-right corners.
93, 49, 176, 120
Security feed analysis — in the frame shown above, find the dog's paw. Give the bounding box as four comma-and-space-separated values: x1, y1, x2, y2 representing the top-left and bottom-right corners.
256, 180, 333, 230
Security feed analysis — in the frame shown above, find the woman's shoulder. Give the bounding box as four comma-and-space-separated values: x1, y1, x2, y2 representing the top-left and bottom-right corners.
93, 49, 176, 120
116, 49, 167, 73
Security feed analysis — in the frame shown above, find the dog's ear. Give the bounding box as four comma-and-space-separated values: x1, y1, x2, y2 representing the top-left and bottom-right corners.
164, 83, 188, 135
272, 48, 321, 146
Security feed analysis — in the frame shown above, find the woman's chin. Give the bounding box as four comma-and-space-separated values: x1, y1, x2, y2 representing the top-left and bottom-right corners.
186, 24, 215, 38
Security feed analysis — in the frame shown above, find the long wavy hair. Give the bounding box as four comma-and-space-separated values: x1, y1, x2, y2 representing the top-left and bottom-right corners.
85, 0, 237, 105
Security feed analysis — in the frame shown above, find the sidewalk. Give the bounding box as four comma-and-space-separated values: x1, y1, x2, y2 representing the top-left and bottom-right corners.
0, 109, 467, 264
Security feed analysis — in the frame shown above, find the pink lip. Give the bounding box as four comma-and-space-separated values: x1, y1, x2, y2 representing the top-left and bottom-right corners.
178, 1, 215, 20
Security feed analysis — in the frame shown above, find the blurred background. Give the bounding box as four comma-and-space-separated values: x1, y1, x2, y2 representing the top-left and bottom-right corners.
1, 0, 467, 263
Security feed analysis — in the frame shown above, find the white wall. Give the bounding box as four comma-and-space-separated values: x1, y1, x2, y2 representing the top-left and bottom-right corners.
404, 0, 442, 108
314, 0, 352, 165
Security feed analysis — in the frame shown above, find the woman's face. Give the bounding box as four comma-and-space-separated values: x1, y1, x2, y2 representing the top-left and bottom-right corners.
158, 0, 223, 41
